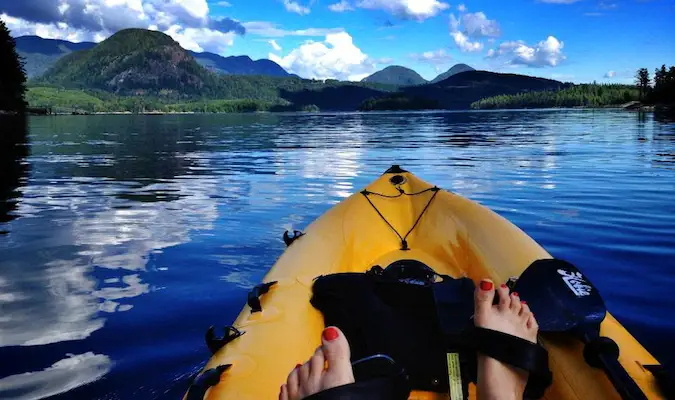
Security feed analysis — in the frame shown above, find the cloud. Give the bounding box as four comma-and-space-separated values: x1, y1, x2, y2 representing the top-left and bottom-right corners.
584, 12, 604, 16
487, 36, 566, 67
356, 0, 449, 21
457, 4, 467, 11
410, 49, 453, 65
328, 0, 355, 12
269, 32, 376, 81
604, 70, 616, 78
538, 0, 582, 3
243, 21, 343, 37
216, 1, 232, 6
451, 31, 484, 52
165, 25, 237, 54
283, 0, 311, 15
269, 39, 282, 51
0, 0, 246, 55
0, 353, 111, 400
461, 12, 501, 38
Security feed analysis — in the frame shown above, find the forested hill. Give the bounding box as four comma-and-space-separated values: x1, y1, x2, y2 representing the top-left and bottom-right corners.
399, 70, 568, 109
16, 34, 291, 79
430, 64, 475, 83
362, 66, 427, 86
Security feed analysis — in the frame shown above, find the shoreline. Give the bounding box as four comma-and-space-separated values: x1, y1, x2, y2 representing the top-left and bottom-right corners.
22, 107, 661, 116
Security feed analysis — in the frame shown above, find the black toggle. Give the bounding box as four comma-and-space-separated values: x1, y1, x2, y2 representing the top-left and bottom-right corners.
247, 281, 278, 313
185, 364, 231, 400
583, 336, 620, 368
384, 165, 409, 174
283, 230, 305, 247
205, 326, 244, 354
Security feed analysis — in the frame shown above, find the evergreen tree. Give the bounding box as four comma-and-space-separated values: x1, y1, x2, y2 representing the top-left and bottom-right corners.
0, 19, 27, 113
635, 68, 650, 101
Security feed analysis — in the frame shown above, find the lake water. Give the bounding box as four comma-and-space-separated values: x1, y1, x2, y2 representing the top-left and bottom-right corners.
1, 110, 674, 399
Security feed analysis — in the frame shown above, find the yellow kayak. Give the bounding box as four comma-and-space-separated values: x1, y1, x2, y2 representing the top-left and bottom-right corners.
186, 166, 663, 400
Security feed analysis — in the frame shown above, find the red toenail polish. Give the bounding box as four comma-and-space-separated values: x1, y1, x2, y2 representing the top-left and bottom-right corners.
323, 327, 339, 341
512, 292, 519, 297
500, 284, 507, 289
479, 280, 493, 291
521, 300, 527, 304
296, 364, 302, 368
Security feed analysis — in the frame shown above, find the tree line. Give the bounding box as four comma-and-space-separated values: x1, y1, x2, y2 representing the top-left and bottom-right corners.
471, 84, 639, 110
635, 65, 675, 104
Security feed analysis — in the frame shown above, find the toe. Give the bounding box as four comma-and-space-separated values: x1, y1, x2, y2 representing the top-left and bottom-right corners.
527, 313, 539, 332
321, 326, 351, 370
474, 279, 496, 316
519, 301, 530, 319
497, 283, 511, 311
279, 384, 288, 400
298, 362, 310, 386
286, 367, 300, 399
510, 292, 522, 313
309, 347, 326, 380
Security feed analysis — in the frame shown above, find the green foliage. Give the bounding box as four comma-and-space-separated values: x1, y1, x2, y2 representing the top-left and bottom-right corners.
635, 68, 651, 100
26, 87, 104, 111
647, 65, 675, 105
0, 19, 27, 112
359, 95, 440, 111
471, 84, 639, 110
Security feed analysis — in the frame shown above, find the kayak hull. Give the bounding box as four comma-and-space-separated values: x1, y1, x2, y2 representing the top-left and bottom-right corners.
191, 169, 661, 399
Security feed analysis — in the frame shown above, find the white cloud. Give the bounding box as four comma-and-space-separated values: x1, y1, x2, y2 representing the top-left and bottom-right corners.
243, 21, 343, 37
269, 39, 282, 51
283, 0, 311, 15
451, 31, 484, 52
0, 353, 111, 400
269, 32, 376, 81
604, 70, 616, 78
461, 12, 501, 38
164, 25, 236, 54
357, 0, 449, 21
410, 49, 453, 65
216, 1, 232, 6
487, 36, 566, 67
328, 0, 355, 12
447, 10, 499, 53
0, 0, 245, 53
457, 3, 467, 11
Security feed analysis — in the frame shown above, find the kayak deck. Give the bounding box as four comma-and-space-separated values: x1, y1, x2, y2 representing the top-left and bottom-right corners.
193, 169, 661, 399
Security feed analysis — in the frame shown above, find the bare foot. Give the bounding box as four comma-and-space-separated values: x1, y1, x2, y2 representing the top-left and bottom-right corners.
474, 280, 539, 400
280, 326, 355, 400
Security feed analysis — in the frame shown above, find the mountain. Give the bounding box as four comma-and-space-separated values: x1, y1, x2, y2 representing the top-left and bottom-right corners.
431, 63, 475, 83
189, 52, 289, 77
16, 35, 290, 79
15, 36, 96, 78
38, 29, 223, 95
402, 70, 568, 109
361, 66, 427, 86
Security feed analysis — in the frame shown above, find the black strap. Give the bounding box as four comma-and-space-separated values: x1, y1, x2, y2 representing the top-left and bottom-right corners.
361, 186, 440, 250
305, 356, 411, 400
461, 327, 552, 398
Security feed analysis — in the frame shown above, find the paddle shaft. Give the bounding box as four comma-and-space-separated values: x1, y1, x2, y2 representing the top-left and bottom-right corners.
582, 332, 648, 400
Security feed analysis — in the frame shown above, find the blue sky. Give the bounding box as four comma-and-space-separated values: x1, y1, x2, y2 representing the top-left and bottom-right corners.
2, 0, 674, 83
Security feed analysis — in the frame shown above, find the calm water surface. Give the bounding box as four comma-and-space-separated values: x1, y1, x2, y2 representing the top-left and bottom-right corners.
1, 110, 674, 399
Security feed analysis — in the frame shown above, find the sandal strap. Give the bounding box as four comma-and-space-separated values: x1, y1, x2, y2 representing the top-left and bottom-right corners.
461, 327, 553, 398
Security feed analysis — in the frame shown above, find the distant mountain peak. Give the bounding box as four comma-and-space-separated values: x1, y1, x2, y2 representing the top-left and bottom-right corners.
16, 33, 291, 80
431, 63, 476, 83
362, 65, 427, 86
